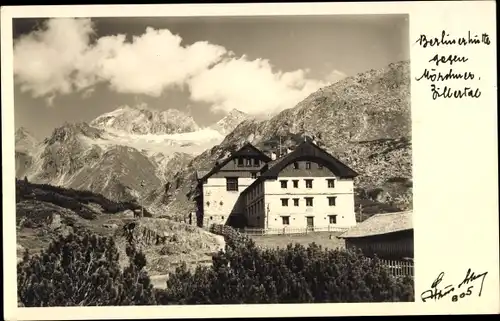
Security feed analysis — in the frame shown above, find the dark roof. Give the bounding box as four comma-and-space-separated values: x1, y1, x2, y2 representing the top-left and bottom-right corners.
243, 140, 358, 195
198, 142, 272, 182
338, 211, 413, 239
260, 140, 358, 179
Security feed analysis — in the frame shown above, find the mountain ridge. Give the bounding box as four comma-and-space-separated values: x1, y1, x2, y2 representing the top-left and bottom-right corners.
15, 106, 251, 203
151, 60, 412, 221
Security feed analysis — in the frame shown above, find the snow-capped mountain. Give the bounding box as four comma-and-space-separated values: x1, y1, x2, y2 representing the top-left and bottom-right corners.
210, 109, 252, 136
15, 106, 251, 204
90, 105, 200, 135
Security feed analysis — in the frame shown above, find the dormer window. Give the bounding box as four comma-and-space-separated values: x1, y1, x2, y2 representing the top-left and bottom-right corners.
246, 158, 252, 166
306, 162, 311, 169
237, 158, 244, 167
293, 162, 299, 169
253, 158, 260, 167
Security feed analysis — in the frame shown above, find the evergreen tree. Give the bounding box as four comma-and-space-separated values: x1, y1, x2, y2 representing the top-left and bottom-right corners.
156, 226, 415, 304
17, 231, 156, 306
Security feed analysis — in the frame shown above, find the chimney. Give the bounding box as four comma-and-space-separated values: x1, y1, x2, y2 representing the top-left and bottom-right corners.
271, 151, 277, 160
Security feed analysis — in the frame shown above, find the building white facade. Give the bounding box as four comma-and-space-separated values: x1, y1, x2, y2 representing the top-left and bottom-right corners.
201, 176, 255, 227
197, 140, 359, 232
261, 175, 356, 230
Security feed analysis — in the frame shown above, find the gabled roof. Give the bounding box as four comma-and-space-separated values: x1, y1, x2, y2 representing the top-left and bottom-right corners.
198, 142, 272, 182
242, 140, 358, 196
338, 211, 413, 239
260, 140, 358, 179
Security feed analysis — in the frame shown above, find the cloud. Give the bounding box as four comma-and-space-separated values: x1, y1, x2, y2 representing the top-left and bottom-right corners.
93, 28, 227, 96
13, 18, 96, 103
188, 56, 330, 115
14, 18, 345, 115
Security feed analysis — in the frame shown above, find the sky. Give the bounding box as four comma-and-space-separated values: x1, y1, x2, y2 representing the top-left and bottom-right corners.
12, 14, 409, 138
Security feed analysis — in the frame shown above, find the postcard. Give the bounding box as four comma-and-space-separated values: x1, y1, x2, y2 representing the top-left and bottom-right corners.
1, 2, 498, 319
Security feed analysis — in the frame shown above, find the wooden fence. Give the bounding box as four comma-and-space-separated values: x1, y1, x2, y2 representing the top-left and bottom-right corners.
371, 258, 414, 278
235, 226, 350, 236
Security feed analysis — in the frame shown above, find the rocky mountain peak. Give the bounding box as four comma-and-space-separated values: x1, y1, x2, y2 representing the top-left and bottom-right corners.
154, 60, 413, 221
44, 122, 104, 145
90, 106, 200, 135
15, 127, 38, 150
211, 108, 252, 136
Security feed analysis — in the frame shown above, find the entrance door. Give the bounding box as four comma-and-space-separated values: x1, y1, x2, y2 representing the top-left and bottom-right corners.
306, 216, 314, 231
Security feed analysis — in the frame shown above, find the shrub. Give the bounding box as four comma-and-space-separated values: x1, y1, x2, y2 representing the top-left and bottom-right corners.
157, 226, 415, 304
15, 180, 153, 218
17, 231, 156, 306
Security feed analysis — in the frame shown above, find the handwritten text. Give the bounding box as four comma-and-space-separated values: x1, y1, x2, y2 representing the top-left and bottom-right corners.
421, 269, 488, 303
415, 30, 491, 100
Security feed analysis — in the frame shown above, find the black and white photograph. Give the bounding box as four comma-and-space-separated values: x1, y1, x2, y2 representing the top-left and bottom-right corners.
3, 3, 498, 317
12, 13, 414, 307
13, 14, 415, 307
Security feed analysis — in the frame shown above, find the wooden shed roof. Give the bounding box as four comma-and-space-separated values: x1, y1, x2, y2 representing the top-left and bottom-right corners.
338, 211, 413, 239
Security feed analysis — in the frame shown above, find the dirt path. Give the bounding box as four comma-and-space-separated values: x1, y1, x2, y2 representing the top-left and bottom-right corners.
149, 232, 226, 290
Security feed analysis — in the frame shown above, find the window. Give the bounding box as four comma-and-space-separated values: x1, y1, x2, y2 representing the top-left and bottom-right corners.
327, 179, 335, 188
280, 180, 288, 188
237, 158, 244, 167
305, 197, 314, 207
306, 162, 311, 169
293, 180, 299, 188
305, 179, 313, 189
281, 198, 289, 207
226, 177, 238, 191
257, 216, 260, 221
222, 216, 225, 220
329, 215, 337, 224
246, 158, 252, 166
282, 216, 290, 225
293, 198, 299, 206
251, 172, 257, 179
293, 162, 299, 169
254, 158, 260, 167
328, 196, 337, 206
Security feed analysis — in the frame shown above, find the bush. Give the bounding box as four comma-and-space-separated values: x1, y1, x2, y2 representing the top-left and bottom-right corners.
157, 227, 415, 304
17, 231, 156, 306
18, 225, 414, 306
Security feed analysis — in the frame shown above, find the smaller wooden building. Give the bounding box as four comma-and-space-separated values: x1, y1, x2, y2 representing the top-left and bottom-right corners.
338, 211, 413, 260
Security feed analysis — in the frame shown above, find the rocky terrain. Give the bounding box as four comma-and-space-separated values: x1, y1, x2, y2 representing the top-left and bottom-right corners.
15, 60, 412, 223
152, 61, 412, 221
14, 107, 249, 204
90, 105, 200, 135
15, 180, 224, 281
210, 108, 252, 136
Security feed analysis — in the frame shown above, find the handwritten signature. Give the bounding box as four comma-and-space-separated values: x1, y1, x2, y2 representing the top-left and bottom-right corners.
421, 269, 488, 302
